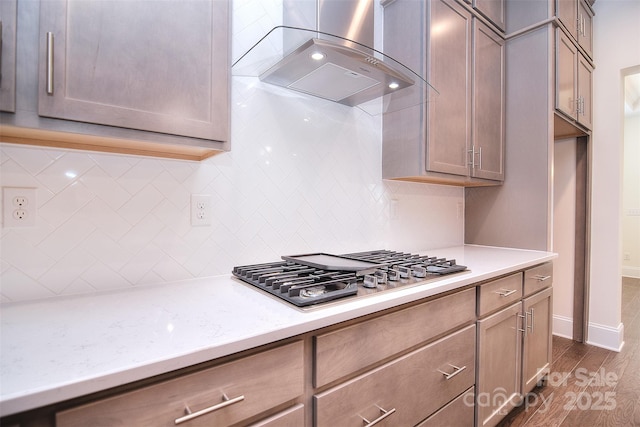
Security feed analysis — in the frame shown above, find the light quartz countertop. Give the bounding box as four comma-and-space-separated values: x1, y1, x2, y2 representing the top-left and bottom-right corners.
0, 245, 556, 417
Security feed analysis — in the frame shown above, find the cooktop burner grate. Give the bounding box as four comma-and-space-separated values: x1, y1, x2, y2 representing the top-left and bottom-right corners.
232, 250, 468, 307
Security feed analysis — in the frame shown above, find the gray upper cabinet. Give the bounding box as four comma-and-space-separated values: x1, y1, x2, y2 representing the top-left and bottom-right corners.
38, 0, 229, 142
471, 19, 505, 181
0, 0, 17, 112
556, 0, 578, 39
556, 28, 592, 130
426, 0, 472, 178
577, 0, 593, 59
556, 29, 577, 120
382, 0, 504, 186
1, 0, 229, 160
473, 0, 505, 31
556, 0, 593, 60
576, 52, 593, 130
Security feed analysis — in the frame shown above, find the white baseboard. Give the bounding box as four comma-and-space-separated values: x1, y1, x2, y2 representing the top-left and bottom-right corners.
586, 322, 624, 352
553, 315, 573, 339
622, 266, 640, 279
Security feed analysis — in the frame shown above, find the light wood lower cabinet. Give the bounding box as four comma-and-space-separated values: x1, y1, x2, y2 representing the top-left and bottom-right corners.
475, 263, 553, 427
314, 325, 476, 427
476, 302, 522, 427
522, 287, 553, 394
56, 341, 304, 427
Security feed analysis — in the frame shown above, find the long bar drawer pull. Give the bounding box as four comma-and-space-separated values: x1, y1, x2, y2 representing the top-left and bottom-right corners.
361, 405, 396, 427
174, 393, 245, 425
495, 288, 517, 297
46, 32, 54, 95
532, 274, 551, 282
437, 364, 467, 380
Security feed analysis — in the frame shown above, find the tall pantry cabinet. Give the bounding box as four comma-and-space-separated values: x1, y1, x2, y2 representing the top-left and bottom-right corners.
466, 0, 595, 250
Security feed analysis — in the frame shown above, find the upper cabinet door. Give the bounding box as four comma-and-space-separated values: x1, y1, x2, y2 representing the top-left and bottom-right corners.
471, 20, 504, 181
0, 0, 17, 112
473, 0, 505, 31
577, 0, 593, 59
577, 54, 592, 130
556, 29, 577, 120
426, 0, 472, 178
38, 0, 229, 142
556, 0, 578, 40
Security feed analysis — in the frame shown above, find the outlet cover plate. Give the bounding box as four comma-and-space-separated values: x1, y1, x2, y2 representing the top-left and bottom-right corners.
3, 187, 37, 227
191, 194, 212, 226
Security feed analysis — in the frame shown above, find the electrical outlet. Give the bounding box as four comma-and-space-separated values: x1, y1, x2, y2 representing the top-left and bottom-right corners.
3, 187, 37, 227
191, 194, 212, 226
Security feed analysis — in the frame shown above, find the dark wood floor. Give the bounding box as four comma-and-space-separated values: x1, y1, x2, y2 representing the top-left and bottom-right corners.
498, 277, 640, 427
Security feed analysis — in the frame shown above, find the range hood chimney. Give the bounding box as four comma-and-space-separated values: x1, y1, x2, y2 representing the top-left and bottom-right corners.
232, 0, 437, 115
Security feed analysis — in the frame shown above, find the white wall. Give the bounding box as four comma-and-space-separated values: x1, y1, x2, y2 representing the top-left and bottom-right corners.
590, 0, 640, 350
0, 1, 464, 303
622, 109, 640, 278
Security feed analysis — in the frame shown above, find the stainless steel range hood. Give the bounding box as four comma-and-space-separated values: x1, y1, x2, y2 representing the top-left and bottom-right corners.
232, 0, 438, 116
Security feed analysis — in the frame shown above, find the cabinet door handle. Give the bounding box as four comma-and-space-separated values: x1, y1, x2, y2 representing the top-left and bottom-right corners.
46, 32, 54, 95
577, 97, 582, 115
518, 312, 526, 333
468, 147, 482, 170
437, 363, 467, 380
174, 393, 245, 425
361, 405, 396, 427
528, 308, 535, 334
495, 288, 517, 297
532, 274, 551, 282
576, 96, 584, 116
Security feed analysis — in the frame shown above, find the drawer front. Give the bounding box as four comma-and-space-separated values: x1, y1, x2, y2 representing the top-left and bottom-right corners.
524, 262, 553, 296
56, 341, 304, 427
477, 272, 523, 317
315, 288, 475, 387
417, 387, 475, 427
249, 404, 305, 427
315, 325, 476, 427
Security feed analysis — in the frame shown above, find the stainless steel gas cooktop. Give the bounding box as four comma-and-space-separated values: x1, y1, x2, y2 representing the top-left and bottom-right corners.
232, 250, 468, 308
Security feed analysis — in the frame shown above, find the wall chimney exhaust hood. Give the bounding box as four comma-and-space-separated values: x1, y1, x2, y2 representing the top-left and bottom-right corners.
232, 1, 438, 116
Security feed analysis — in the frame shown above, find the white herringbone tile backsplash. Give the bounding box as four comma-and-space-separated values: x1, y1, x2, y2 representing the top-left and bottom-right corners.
0, 0, 464, 303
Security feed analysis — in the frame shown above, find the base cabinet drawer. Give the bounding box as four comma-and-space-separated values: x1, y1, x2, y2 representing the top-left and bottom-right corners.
417, 387, 475, 427
314, 288, 476, 387
314, 325, 475, 427
249, 404, 305, 427
56, 341, 304, 427
477, 272, 523, 316
523, 263, 553, 296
